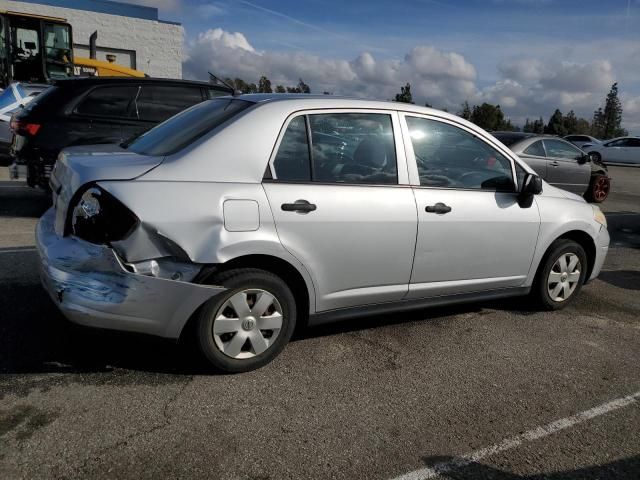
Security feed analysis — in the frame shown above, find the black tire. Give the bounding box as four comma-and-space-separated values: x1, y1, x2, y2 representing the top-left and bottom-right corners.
530, 239, 588, 311
196, 268, 297, 373
584, 174, 610, 203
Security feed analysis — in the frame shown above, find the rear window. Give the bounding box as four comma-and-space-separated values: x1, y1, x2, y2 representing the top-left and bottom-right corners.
125, 98, 252, 156
21, 85, 58, 114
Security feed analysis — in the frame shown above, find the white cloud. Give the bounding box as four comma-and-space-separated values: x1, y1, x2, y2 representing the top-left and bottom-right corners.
193, 28, 255, 52
183, 28, 640, 133
184, 28, 477, 108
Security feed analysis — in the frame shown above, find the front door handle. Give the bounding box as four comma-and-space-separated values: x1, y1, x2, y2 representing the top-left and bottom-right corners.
281, 199, 317, 213
425, 202, 452, 214
550, 161, 560, 167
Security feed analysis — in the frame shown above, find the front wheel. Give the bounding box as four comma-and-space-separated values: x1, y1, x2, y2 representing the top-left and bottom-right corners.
196, 268, 297, 373
584, 174, 610, 203
530, 240, 588, 310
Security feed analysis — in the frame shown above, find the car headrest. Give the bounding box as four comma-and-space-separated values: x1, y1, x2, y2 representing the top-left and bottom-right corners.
353, 136, 388, 169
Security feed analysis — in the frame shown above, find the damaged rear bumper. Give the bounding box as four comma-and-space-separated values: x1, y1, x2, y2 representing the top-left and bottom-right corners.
36, 208, 225, 339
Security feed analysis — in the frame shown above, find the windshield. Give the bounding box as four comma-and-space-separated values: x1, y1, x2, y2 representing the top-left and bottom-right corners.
125, 98, 253, 156
43, 23, 73, 79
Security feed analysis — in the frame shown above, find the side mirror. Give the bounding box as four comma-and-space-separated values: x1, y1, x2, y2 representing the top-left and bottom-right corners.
577, 154, 589, 164
521, 173, 543, 195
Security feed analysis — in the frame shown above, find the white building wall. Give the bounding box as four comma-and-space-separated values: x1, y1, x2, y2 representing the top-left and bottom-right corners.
0, 0, 184, 78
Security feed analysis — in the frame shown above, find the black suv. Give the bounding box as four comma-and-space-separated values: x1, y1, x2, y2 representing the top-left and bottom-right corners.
10, 77, 232, 188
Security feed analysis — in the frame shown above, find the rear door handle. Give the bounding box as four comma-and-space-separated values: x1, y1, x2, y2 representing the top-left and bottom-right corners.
281, 199, 317, 213
425, 202, 452, 214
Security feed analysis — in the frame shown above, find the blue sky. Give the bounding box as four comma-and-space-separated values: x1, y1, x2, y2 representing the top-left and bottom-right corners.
133, 0, 640, 131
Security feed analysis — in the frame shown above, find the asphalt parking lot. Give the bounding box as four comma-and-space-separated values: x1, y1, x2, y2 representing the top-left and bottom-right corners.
1, 166, 639, 480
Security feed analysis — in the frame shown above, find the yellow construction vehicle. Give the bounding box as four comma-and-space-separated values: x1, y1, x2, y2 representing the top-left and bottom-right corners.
0, 10, 144, 89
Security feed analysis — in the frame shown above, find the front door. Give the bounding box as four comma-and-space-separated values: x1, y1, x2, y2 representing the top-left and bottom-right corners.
263, 111, 417, 312
543, 138, 591, 194
400, 114, 540, 298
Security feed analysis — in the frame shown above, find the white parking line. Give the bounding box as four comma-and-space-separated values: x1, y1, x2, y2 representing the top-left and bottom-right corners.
392, 390, 640, 480
0, 247, 36, 254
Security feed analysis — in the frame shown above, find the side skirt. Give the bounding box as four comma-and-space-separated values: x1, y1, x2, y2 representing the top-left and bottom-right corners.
307, 287, 531, 326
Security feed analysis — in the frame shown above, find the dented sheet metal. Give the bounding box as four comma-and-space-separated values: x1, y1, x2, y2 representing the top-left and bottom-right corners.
36, 208, 225, 339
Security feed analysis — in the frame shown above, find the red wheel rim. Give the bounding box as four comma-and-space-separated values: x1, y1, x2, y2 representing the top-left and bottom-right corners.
593, 176, 610, 201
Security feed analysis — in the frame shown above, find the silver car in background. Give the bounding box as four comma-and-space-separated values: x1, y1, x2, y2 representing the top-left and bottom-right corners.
583, 137, 640, 166
37, 95, 610, 372
564, 135, 601, 150
493, 132, 611, 203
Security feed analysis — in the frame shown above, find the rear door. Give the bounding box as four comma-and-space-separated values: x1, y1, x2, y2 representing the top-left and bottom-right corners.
601, 138, 628, 163
543, 138, 590, 194
625, 138, 640, 164
263, 110, 418, 312
618, 138, 640, 164
519, 140, 548, 180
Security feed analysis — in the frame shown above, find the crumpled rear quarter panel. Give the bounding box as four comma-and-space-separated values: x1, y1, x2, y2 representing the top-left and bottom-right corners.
37, 208, 225, 338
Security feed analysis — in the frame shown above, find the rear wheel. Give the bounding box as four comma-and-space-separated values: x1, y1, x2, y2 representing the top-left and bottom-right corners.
196, 268, 296, 373
530, 239, 588, 310
585, 174, 610, 203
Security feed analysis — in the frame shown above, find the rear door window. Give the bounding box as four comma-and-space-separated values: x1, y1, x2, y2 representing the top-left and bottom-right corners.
136, 85, 205, 122
271, 112, 398, 185
272, 116, 311, 181
75, 86, 137, 118
524, 141, 545, 157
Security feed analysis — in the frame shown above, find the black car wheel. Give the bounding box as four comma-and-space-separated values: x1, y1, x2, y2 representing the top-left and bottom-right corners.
196, 268, 297, 373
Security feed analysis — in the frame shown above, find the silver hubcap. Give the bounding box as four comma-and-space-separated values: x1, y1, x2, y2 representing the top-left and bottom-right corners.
212, 289, 283, 359
547, 253, 581, 302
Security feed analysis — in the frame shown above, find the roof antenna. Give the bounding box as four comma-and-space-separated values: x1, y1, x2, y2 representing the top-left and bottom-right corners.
208, 72, 238, 96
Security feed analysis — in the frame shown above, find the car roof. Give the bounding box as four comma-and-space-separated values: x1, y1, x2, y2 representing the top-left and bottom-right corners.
230, 93, 477, 125
52, 77, 232, 91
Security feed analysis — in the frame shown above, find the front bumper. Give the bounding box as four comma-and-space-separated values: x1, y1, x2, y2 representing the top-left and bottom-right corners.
36, 208, 225, 339
588, 224, 610, 282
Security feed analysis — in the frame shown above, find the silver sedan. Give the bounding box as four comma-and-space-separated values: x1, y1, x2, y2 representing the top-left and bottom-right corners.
37, 95, 610, 372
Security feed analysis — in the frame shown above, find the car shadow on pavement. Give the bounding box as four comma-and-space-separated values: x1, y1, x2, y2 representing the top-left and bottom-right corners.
598, 270, 640, 291
419, 455, 640, 479
0, 280, 538, 380
0, 283, 210, 380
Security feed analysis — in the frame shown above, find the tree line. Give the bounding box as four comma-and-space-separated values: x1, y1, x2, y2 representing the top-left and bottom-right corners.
221, 76, 311, 94
393, 82, 628, 139
215, 75, 628, 140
